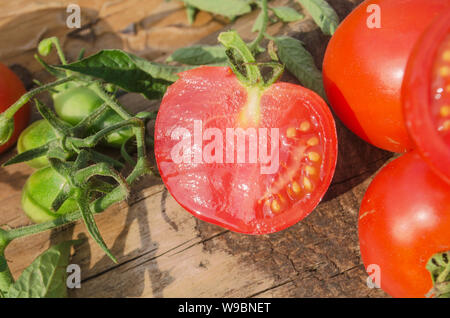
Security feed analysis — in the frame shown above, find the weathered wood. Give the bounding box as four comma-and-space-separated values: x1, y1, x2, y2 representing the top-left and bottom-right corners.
0, 0, 390, 297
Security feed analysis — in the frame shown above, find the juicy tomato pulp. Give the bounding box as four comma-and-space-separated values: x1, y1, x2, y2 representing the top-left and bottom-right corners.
433, 35, 450, 143
403, 10, 450, 183
155, 67, 337, 234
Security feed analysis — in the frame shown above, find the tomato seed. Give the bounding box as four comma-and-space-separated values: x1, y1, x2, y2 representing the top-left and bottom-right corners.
308, 152, 320, 162
443, 120, 450, 131
440, 66, 450, 77
440, 105, 450, 117
286, 127, 297, 138
271, 199, 282, 213
305, 165, 316, 175
443, 50, 450, 62
299, 121, 310, 132
303, 177, 313, 192
291, 181, 301, 194
307, 136, 319, 146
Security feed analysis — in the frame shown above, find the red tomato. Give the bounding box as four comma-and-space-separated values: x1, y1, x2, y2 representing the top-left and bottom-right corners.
323, 0, 450, 153
359, 151, 450, 298
154, 66, 337, 234
403, 9, 450, 184
0, 63, 30, 154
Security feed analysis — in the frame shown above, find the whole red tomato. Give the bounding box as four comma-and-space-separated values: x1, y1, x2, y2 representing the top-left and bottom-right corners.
155, 66, 337, 234
403, 9, 450, 184
323, 0, 450, 153
0, 63, 30, 154
359, 151, 450, 298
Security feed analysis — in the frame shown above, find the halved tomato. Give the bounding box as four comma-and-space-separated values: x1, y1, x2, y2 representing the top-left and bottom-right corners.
403, 9, 450, 183
154, 66, 337, 234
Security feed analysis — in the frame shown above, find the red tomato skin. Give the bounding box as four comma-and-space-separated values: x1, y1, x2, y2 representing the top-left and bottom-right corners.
358, 151, 450, 298
0, 63, 30, 154
323, 0, 450, 153
155, 66, 337, 234
402, 9, 450, 184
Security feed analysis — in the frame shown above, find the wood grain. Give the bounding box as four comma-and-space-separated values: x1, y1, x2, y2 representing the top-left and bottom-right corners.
0, 0, 390, 297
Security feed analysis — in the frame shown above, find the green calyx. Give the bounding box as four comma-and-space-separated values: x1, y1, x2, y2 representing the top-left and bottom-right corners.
217, 0, 283, 90
426, 251, 450, 298
0, 115, 14, 146
218, 30, 284, 90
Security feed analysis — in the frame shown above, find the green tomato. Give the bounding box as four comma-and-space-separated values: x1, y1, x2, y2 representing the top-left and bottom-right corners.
17, 120, 56, 169
22, 166, 78, 223
53, 86, 133, 148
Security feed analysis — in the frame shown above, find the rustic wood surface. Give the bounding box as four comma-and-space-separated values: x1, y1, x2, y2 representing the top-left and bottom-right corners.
0, 0, 392, 297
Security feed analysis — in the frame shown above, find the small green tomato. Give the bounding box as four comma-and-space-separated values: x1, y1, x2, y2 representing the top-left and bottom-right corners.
17, 120, 56, 169
22, 166, 78, 223
53, 86, 133, 148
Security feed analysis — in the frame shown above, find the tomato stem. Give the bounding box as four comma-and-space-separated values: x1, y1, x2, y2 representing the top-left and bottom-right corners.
249, 0, 269, 53
2, 76, 75, 120
219, 30, 262, 86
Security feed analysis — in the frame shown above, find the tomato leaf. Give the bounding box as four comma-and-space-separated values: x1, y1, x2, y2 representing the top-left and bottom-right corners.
180, 0, 252, 19
296, 0, 339, 35
167, 45, 227, 65
56, 50, 190, 100
7, 240, 80, 298
274, 36, 326, 100
271, 6, 305, 23
3, 144, 50, 167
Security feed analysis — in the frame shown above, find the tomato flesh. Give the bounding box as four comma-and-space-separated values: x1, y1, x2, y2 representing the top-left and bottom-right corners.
359, 151, 450, 298
155, 66, 337, 234
403, 9, 450, 183
432, 35, 450, 144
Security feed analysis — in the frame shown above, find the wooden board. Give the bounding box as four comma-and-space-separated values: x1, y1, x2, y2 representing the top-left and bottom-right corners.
0, 0, 392, 297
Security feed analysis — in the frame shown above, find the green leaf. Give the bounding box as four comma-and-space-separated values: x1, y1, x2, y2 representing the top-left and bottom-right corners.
181, 0, 252, 19
271, 6, 305, 22
275, 36, 326, 100
252, 11, 265, 33
167, 45, 227, 65
2, 144, 50, 167
7, 240, 80, 298
57, 50, 190, 100
296, 0, 339, 35
77, 191, 117, 263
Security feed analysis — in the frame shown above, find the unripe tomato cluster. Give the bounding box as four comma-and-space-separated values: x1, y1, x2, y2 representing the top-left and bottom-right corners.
15, 84, 134, 224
